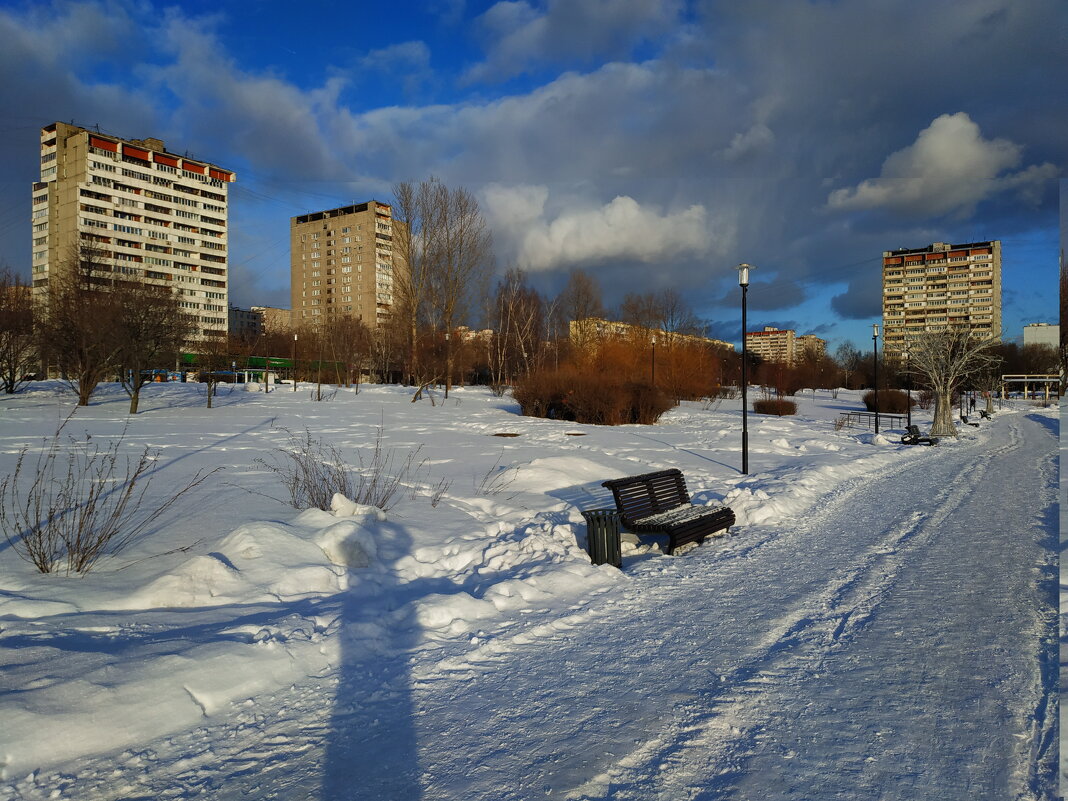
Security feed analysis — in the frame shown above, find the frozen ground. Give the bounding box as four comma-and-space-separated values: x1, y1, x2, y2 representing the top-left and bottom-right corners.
0, 382, 1057, 800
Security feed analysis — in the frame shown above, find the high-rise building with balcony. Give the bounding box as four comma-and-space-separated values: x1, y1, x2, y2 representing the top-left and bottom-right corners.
745, 326, 796, 365
881, 240, 1001, 357
32, 122, 235, 338
290, 201, 405, 327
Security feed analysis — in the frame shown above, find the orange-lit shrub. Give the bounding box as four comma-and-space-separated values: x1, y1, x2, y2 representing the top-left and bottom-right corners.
513, 367, 673, 425
862, 389, 912, 414
753, 398, 797, 416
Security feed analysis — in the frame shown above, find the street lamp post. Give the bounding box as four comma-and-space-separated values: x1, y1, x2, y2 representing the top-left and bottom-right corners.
651, 337, 656, 385
292, 333, 298, 391
872, 323, 880, 435
904, 347, 912, 428
739, 263, 755, 474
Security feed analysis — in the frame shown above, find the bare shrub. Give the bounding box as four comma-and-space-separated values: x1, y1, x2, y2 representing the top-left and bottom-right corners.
258, 426, 429, 512
701, 396, 723, 412
475, 453, 520, 497
862, 389, 912, 414
1, 420, 218, 574
753, 398, 797, 416
833, 416, 850, 432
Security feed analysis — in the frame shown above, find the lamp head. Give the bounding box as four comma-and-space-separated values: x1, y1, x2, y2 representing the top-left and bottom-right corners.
872, 323, 880, 338
737, 262, 755, 287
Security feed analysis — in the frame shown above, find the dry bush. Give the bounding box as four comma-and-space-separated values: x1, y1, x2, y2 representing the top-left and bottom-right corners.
1, 420, 217, 574
257, 426, 429, 511
513, 367, 673, 425
753, 398, 797, 416
862, 389, 912, 414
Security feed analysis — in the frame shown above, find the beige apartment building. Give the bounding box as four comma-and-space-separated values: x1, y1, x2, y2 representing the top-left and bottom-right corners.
795, 334, 827, 360
882, 240, 1001, 358
569, 318, 734, 352
745, 326, 796, 365
32, 122, 235, 337
252, 305, 294, 332
290, 201, 405, 327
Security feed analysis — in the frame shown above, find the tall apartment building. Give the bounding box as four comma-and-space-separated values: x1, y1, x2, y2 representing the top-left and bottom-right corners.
881, 240, 1001, 357
745, 326, 796, 365
290, 201, 405, 327
32, 122, 235, 337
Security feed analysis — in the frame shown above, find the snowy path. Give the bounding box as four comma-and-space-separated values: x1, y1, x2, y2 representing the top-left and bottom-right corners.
1, 411, 1056, 800
397, 411, 1057, 800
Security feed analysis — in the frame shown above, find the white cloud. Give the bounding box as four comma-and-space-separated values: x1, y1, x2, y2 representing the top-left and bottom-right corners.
484, 185, 713, 271
827, 112, 1058, 218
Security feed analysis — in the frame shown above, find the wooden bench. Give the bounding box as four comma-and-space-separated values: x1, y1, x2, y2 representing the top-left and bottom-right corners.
601, 468, 735, 555
960, 415, 979, 427
901, 424, 938, 446
979, 409, 993, 420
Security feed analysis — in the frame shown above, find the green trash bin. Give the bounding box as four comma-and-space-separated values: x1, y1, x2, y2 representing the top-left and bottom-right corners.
580, 508, 622, 568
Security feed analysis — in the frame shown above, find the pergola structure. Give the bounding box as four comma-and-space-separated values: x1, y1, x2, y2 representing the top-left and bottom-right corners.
1000, 374, 1061, 401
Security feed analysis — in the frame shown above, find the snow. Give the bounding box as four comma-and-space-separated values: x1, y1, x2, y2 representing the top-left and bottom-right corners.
0, 382, 1057, 799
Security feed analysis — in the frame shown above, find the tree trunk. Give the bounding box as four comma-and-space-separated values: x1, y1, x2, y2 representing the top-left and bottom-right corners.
930, 388, 957, 437
130, 387, 140, 414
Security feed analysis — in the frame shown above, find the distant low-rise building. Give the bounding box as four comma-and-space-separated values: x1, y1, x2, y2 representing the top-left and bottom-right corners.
569, 318, 733, 352
1023, 322, 1058, 349
228, 306, 263, 341
795, 334, 827, 361
252, 305, 293, 333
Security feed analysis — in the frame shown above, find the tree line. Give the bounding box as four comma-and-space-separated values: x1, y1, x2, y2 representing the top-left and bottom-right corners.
0, 175, 1060, 431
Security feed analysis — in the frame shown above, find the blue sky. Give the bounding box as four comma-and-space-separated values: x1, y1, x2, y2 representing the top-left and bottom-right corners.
0, 0, 1062, 350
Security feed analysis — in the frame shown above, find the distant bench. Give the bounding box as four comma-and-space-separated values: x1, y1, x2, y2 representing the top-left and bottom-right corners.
601, 468, 735, 555
901, 424, 938, 446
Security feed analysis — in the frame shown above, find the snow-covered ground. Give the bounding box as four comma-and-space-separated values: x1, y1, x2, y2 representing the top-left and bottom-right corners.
0, 381, 1057, 800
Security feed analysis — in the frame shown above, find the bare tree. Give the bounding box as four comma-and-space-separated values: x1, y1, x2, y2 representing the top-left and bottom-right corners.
488, 269, 547, 392
0, 267, 37, 393
194, 333, 232, 409
324, 315, 373, 389
427, 184, 493, 395
37, 242, 123, 406
392, 179, 438, 384
906, 325, 1000, 436
653, 288, 704, 337
555, 269, 605, 355
113, 280, 195, 413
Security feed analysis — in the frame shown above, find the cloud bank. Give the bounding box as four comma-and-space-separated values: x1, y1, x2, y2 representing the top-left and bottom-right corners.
827, 112, 1059, 219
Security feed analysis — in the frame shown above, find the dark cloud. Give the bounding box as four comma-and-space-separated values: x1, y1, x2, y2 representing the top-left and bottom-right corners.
830, 280, 883, 322
464, 0, 685, 83
0, 0, 1062, 342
